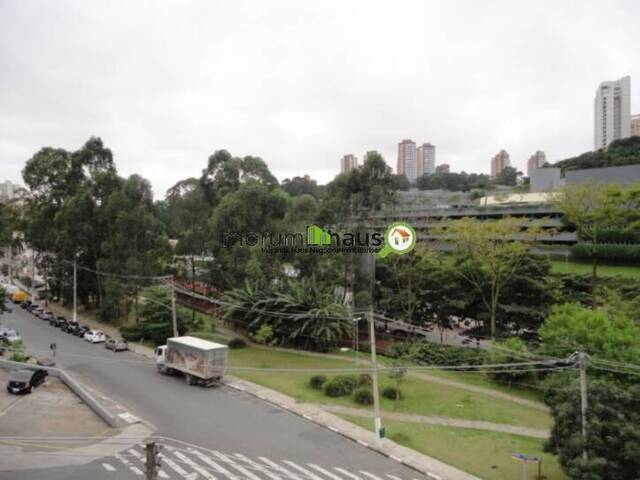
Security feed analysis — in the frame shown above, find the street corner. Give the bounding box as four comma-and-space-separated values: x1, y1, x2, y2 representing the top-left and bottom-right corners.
0, 367, 153, 472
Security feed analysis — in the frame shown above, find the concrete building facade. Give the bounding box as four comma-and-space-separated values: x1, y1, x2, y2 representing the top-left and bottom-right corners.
340, 154, 358, 173
397, 139, 418, 181
594, 76, 631, 150
416, 143, 436, 176
527, 151, 546, 177
631, 114, 640, 137
490, 150, 510, 178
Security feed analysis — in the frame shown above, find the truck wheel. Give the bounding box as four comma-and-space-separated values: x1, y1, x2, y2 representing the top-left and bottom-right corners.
185, 374, 196, 385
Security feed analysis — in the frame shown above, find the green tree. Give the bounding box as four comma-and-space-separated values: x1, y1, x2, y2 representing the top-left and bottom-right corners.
281, 175, 321, 198
544, 376, 640, 480
442, 217, 543, 339
494, 166, 521, 186
539, 303, 640, 363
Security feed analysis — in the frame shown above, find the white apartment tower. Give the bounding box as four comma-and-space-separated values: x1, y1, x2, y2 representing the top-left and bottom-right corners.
417, 143, 436, 176
594, 76, 631, 150
397, 139, 418, 181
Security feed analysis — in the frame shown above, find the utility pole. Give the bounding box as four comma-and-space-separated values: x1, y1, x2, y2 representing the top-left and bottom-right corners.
30, 250, 36, 302
578, 350, 589, 460
368, 253, 383, 441
171, 277, 178, 337
73, 255, 77, 324
145, 441, 160, 480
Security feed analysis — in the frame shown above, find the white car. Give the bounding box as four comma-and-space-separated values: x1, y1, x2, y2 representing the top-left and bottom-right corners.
1, 329, 21, 343
84, 330, 106, 343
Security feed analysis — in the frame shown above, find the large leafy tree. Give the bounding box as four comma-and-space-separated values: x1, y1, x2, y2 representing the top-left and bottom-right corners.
442, 217, 543, 339
544, 376, 640, 480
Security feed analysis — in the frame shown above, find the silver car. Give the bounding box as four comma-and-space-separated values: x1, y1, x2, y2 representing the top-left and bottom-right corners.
105, 338, 128, 352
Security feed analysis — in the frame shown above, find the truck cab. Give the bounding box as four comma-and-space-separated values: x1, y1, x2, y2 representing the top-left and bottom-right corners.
155, 345, 168, 369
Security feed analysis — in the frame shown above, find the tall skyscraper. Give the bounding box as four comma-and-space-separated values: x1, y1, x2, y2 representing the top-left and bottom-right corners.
490, 150, 511, 178
527, 150, 546, 177
631, 114, 640, 137
397, 139, 418, 181
594, 76, 631, 150
417, 143, 436, 177
340, 154, 358, 173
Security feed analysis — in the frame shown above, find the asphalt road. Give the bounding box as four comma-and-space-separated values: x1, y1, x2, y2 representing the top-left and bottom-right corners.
0, 305, 424, 480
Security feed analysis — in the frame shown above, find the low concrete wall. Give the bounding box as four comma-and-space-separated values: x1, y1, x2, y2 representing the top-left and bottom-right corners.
0, 358, 117, 428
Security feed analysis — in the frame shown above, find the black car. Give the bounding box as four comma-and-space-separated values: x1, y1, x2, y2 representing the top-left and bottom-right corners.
72, 325, 90, 337
20, 300, 32, 309
6, 369, 48, 394
49, 316, 67, 328
61, 320, 78, 334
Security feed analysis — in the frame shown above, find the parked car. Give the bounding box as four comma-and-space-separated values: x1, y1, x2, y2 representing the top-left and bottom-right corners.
105, 338, 128, 352
84, 330, 106, 343
20, 300, 32, 309
41, 311, 55, 322
0, 328, 21, 343
49, 316, 67, 328
72, 325, 90, 337
61, 320, 78, 334
6, 369, 48, 394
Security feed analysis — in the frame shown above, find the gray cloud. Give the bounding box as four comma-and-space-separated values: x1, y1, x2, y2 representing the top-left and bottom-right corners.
1, 0, 639, 197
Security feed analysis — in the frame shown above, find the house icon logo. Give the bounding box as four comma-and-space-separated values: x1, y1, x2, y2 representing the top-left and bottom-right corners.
378, 222, 417, 258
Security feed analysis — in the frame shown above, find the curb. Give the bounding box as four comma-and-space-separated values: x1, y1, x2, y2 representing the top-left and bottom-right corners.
224, 376, 478, 480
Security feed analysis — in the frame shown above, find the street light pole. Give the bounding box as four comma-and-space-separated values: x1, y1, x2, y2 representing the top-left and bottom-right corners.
171, 277, 178, 338
73, 255, 77, 324
579, 350, 589, 460
368, 253, 382, 440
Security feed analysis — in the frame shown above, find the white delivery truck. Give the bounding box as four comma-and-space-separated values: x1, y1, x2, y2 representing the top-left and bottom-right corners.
155, 336, 228, 386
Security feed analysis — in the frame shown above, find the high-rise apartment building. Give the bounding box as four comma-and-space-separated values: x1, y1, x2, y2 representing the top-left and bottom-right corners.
397, 139, 418, 181
0, 180, 17, 200
526, 151, 546, 177
594, 76, 631, 150
340, 154, 358, 173
417, 143, 436, 177
436, 163, 450, 174
631, 114, 640, 137
490, 150, 511, 178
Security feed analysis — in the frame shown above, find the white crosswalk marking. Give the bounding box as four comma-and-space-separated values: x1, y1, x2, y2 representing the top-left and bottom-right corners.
335, 468, 363, 480
173, 449, 217, 479
160, 452, 192, 477
259, 457, 304, 479
158, 470, 170, 479
283, 461, 325, 480
102, 463, 116, 472
130, 466, 144, 476
189, 448, 241, 480
360, 472, 384, 480
387, 475, 403, 480
307, 464, 346, 480
232, 453, 283, 480
115, 453, 130, 466
210, 451, 264, 480
129, 448, 145, 462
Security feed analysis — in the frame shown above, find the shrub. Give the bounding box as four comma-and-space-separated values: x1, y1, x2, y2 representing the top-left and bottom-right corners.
357, 373, 372, 386
309, 375, 328, 390
571, 243, 640, 263
228, 337, 247, 349
353, 387, 373, 405
323, 375, 358, 397
389, 341, 486, 368
382, 386, 402, 400
252, 324, 274, 345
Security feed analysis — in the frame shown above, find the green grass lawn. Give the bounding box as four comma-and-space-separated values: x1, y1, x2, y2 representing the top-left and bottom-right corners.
227, 345, 551, 429
550, 259, 640, 278
340, 415, 567, 480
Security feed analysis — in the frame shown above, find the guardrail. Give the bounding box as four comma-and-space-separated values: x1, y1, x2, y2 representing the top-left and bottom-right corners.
0, 358, 117, 427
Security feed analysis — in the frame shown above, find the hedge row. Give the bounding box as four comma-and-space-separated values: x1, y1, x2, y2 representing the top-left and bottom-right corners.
570, 243, 640, 263
385, 341, 487, 367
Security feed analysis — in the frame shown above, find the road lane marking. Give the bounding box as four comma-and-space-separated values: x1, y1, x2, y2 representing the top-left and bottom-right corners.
387, 475, 403, 480
160, 452, 192, 478
283, 461, 325, 480
188, 448, 240, 479
115, 453, 130, 466
258, 457, 304, 479
232, 453, 282, 480
308, 464, 346, 480
360, 472, 384, 480
130, 466, 144, 476
102, 463, 116, 472
173, 450, 217, 479
335, 468, 363, 480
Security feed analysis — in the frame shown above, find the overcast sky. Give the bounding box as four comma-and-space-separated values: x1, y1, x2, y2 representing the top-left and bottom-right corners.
1, 0, 639, 197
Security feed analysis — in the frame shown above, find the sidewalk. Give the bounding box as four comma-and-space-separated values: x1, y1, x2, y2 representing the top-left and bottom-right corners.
226, 376, 480, 480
